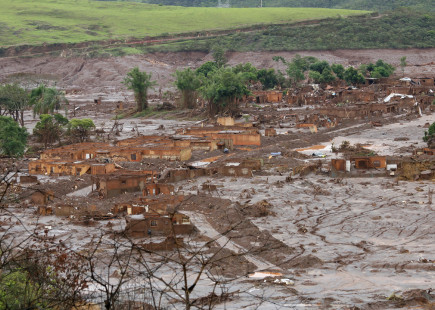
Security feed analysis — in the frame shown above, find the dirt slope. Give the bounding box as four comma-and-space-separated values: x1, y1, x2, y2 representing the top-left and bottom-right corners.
0, 49, 434, 95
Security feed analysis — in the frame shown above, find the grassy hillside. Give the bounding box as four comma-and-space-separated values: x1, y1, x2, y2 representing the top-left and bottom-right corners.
83, 8, 434, 57
0, 0, 368, 47
140, 0, 434, 11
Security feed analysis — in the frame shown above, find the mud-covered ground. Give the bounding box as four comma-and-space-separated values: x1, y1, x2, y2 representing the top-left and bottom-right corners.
1, 50, 434, 309
1, 49, 434, 96
175, 114, 435, 309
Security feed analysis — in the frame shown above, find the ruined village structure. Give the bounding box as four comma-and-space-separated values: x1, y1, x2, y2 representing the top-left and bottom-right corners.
0, 45, 434, 309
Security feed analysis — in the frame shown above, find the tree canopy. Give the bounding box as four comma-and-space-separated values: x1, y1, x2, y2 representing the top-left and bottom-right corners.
29, 85, 68, 116
122, 67, 156, 111
0, 116, 28, 157
67, 118, 95, 143
0, 84, 29, 127
424, 121, 435, 148
199, 67, 250, 116
174, 68, 202, 108
33, 114, 68, 148
344, 66, 365, 85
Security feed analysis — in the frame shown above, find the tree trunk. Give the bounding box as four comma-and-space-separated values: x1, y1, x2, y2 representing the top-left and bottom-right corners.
20, 110, 24, 127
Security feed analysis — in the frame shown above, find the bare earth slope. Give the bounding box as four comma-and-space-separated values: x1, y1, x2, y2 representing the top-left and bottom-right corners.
1, 49, 434, 95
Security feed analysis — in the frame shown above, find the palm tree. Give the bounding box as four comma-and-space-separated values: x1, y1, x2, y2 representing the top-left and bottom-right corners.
30, 85, 69, 116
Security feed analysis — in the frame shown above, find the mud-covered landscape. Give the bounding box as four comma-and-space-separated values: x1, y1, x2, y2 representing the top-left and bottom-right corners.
0, 13, 434, 310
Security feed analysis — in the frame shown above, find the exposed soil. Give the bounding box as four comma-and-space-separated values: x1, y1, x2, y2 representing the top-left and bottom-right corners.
1, 48, 434, 309
1, 49, 434, 97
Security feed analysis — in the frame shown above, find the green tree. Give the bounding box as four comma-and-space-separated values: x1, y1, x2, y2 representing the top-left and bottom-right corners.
309, 60, 331, 74
308, 70, 322, 84
174, 68, 201, 109
400, 56, 407, 76
29, 85, 68, 116
199, 68, 250, 116
33, 114, 68, 148
195, 61, 218, 77
232, 63, 258, 82
257, 68, 280, 90
343, 67, 365, 85
423, 121, 435, 147
122, 67, 156, 112
0, 84, 29, 127
286, 62, 305, 87
274, 54, 318, 87
331, 64, 345, 80
67, 118, 95, 142
211, 45, 227, 68
0, 116, 28, 157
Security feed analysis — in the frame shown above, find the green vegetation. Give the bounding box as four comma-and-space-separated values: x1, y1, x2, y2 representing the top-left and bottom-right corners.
211, 46, 228, 68
273, 54, 394, 86
199, 67, 250, 115
423, 122, 435, 147
121, 8, 434, 54
138, 0, 434, 12
0, 84, 29, 127
273, 55, 318, 87
67, 118, 95, 142
344, 67, 365, 85
0, 0, 367, 47
123, 67, 156, 111
174, 68, 201, 108
29, 85, 68, 116
0, 116, 28, 157
33, 114, 68, 148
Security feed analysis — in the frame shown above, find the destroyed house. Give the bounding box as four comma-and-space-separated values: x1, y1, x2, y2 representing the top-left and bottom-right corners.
31, 190, 54, 205
351, 156, 387, 169
125, 213, 193, 237
417, 77, 434, 87
40, 142, 109, 160
337, 89, 376, 103
177, 126, 261, 146
29, 160, 116, 176
413, 148, 435, 156
250, 91, 283, 103
142, 183, 174, 196
112, 195, 184, 216
398, 158, 435, 181
93, 172, 158, 198
116, 135, 217, 152
109, 145, 192, 162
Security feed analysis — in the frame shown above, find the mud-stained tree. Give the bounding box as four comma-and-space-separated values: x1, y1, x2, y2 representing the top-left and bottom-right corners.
29, 85, 69, 116
400, 56, 407, 76
174, 68, 201, 109
123, 67, 156, 112
33, 114, 68, 148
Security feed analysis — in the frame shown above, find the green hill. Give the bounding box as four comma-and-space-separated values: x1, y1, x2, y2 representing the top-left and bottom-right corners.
110, 8, 434, 55
0, 0, 368, 47
139, 0, 434, 11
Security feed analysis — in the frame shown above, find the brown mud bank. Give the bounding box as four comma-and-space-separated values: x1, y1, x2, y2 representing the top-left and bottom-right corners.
0, 49, 434, 95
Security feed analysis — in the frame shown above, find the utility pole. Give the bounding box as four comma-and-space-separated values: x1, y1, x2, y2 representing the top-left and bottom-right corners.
260, 0, 263, 7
